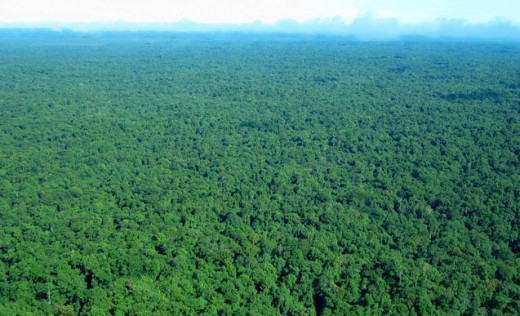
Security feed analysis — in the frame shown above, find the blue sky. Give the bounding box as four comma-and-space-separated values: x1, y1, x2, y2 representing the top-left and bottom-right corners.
0, 0, 519, 38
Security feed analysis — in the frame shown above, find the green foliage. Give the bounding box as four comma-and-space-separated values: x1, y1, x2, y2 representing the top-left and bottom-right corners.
0, 31, 519, 314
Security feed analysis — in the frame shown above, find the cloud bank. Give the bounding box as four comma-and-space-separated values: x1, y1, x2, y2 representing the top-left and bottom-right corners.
1, 16, 519, 41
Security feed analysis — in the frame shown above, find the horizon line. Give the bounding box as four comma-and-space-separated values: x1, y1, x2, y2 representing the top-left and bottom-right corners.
1, 17, 519, 41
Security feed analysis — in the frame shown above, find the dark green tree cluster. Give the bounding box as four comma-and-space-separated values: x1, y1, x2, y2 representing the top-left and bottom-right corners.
0, 31, 519, 315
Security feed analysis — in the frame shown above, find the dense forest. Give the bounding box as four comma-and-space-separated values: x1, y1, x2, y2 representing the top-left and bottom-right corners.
0, 31, 519, 315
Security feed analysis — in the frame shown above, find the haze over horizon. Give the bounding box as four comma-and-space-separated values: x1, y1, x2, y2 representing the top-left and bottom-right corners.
1, 0, 519, 39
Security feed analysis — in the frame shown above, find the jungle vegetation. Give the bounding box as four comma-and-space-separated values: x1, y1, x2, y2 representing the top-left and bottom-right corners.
0, 31, 519, 315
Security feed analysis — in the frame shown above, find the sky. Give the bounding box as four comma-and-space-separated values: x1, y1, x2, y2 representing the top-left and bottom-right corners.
0, 0, 519, 38
0, 0, 518, 24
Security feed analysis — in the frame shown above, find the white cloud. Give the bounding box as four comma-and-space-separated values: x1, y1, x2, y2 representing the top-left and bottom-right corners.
0, 0, 518, 26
